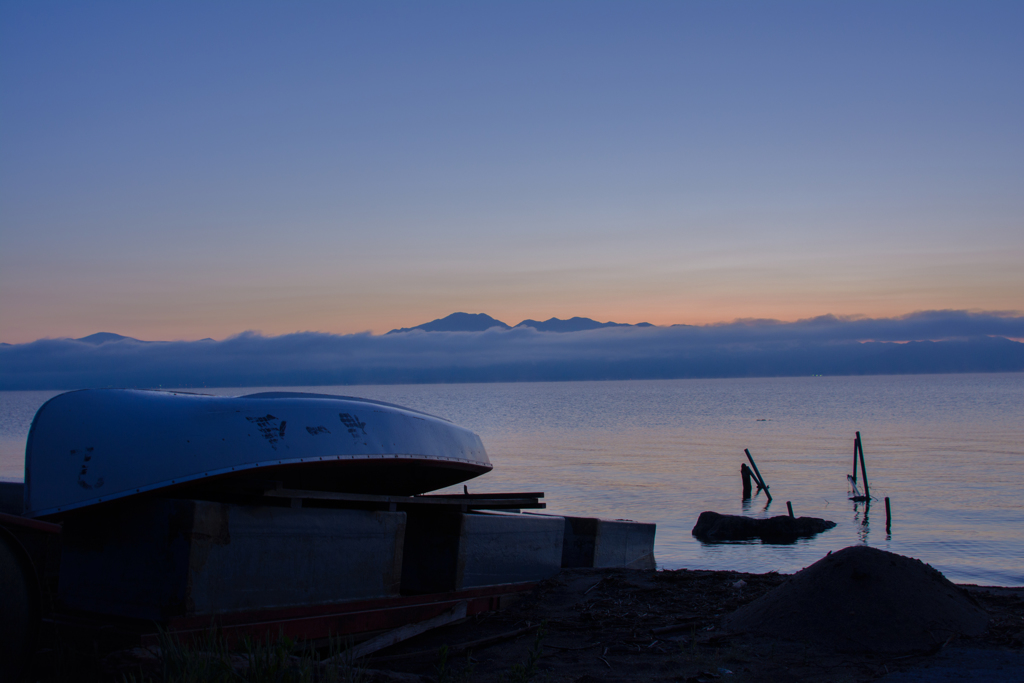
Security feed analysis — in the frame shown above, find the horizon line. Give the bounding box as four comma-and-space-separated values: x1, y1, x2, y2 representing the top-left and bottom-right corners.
7, 308, 1023, 346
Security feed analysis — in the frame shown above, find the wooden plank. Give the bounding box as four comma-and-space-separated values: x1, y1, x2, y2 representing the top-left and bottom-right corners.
369, 624, 539, 663
263, 488, 544, 509
262, 494, 543, 510
0, 511, 61, 535
144, 583, 538, 646
421, 492, 545, 500
326, 601, 468, 662
156, 582, 532, 630
469, 502, 546, 509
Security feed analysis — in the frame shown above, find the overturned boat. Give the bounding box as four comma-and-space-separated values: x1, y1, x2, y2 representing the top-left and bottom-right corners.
24, 389, 491, 517
3, 388, 657, 666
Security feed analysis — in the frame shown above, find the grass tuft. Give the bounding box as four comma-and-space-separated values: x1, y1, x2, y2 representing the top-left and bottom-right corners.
120, 627, 366, 683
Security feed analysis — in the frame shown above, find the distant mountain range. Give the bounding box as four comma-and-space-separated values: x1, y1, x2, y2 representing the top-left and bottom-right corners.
386, 312, 653, 334
2, 315, 652, 346
0, 332, 141, 347
9, 332, 216, 346
3, 316, 653, 346
3, 310, 1023, 389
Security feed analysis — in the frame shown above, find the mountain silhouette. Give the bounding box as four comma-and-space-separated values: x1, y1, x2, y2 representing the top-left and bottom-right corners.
74, 332, 145, 345
388, 313, 652, 334
515, 317, 653, 332
387, 312, 511, 334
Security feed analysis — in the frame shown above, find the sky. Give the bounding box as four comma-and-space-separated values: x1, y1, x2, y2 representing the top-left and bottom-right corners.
1, 1, 1022, 344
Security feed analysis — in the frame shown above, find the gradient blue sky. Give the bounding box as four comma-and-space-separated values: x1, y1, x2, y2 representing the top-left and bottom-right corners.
1, 1, 1021, 343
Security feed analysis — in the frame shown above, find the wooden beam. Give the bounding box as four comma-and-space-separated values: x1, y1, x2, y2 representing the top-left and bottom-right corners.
263, 488, 545, 510
326, 601, 468, 662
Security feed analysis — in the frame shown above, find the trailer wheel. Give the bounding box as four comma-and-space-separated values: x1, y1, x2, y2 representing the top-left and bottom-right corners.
0, 527, 40, 683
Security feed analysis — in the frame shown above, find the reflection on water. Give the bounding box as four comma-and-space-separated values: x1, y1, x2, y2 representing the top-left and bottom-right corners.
1, 374, 1022, 585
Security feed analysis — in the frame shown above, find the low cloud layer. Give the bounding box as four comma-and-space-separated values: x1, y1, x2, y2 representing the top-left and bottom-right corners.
2, 310, 1022, 390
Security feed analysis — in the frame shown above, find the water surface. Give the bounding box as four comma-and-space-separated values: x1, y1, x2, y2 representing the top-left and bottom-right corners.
2, 374, 1021, 585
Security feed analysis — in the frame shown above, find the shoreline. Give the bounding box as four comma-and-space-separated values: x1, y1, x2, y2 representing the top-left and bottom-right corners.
77, 565, 1024, 683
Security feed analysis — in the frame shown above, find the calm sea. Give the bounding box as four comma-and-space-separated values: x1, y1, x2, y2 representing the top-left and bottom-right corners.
2, 374, 1022, 586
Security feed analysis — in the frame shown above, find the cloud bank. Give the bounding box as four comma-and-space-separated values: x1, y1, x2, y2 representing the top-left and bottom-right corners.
1, 310, 1022, 390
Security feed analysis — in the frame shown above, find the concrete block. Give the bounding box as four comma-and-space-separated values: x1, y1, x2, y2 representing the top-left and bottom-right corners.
538, 514, 656, 569
401, 511, 563, 594
459, 512, 564, 589
58, 498, 406, 620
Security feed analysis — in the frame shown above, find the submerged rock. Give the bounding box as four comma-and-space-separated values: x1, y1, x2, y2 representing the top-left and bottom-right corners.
724, 545, 988, 653
691, 511, 836, 543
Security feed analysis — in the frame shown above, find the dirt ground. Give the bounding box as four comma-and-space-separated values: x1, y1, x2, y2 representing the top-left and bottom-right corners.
77, 562, 1024, 683
358, 567, 1024, 683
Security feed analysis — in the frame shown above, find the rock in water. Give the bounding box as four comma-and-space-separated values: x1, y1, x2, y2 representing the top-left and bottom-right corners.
724, 546, 988, 653
691, 511, 836, 543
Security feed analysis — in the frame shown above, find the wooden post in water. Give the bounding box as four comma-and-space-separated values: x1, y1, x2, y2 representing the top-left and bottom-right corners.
885, 497, 891, 533
740, 463, 753, 499
744, 449, 772, 502
787, 501, 794, 518
852, 433, 860, 484
857, 432, 870, 500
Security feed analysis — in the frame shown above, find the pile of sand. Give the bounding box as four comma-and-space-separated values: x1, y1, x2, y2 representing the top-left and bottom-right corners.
724, 545, 988, 653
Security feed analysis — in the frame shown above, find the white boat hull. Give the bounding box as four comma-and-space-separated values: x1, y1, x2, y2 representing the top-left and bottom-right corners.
24, 390, 491, 517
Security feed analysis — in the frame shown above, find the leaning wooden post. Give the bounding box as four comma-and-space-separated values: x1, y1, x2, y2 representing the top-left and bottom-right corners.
786, 501, 794, 518
857, 433, 870, 501
744, 449, 772, 502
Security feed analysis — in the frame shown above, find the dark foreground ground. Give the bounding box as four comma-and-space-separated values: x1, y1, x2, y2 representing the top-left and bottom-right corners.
55, 566, 1024, 683
355, 568, 1024, 683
